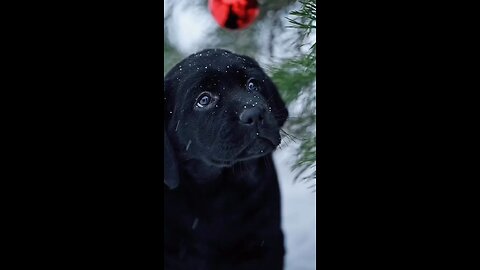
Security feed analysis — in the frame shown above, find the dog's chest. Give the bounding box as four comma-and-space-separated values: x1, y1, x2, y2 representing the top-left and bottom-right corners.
164, 158, 282, 269
179, 177, 267, 238
168, 175, 267, 225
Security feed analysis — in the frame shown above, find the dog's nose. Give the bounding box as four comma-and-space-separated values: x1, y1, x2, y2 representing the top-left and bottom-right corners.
239, 107, 265, 125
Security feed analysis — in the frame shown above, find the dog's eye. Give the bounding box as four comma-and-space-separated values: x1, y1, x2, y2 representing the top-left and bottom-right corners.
196, 94, 212, 108
247, 78, 260, 92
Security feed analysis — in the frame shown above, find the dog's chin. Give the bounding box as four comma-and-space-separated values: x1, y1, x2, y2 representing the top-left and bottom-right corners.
206, 138, 277, 168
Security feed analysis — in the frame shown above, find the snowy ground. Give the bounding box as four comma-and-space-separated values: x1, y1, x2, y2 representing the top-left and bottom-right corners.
274, 145, 316, 270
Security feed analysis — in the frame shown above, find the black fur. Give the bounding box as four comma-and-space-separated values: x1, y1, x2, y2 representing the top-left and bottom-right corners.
164, 49, 288, 270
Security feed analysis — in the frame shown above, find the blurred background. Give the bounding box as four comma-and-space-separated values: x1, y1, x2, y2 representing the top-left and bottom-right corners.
164, 0, 316, 269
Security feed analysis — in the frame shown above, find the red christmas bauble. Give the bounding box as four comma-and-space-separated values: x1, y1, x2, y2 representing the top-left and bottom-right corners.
208, 0, 260, 30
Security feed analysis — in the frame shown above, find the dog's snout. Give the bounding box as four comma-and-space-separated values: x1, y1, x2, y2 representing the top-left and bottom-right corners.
239, 107, 265, 125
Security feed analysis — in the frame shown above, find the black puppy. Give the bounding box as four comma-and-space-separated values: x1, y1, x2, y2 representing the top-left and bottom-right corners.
164, 49, 288, 270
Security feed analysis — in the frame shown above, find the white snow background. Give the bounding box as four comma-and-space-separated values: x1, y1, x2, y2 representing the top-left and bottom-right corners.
164, 1, 316, 269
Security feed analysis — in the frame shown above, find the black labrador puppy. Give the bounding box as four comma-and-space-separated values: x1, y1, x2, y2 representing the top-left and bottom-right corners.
164, 49, 288, 270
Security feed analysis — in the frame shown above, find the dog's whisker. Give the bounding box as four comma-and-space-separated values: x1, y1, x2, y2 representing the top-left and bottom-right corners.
280, 129, 299, 141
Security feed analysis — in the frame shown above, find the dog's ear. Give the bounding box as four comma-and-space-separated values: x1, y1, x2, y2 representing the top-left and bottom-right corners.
164, 79, 180, 190
164, 126, 180, 190
264, 77, 289, 127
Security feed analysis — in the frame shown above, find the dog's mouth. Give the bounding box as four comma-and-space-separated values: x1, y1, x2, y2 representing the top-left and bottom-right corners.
238, 137, 276, 158
207, 137, 277, 167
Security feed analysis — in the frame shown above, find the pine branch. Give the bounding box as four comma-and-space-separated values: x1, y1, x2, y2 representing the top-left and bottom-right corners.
273, 0, 317, 185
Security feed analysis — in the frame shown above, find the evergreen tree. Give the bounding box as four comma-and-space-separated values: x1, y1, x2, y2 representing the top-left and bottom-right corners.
271, 0, 316, 188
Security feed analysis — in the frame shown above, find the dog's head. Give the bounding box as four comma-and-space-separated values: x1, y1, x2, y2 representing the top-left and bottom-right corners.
164, 49, 288, 188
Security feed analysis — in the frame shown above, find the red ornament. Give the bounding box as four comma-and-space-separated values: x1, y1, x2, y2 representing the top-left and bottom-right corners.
208, 0, 260, 30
